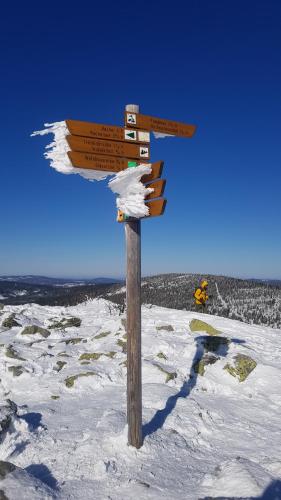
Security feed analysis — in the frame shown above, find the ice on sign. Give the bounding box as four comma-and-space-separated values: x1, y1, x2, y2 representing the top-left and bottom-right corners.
127, 113, 137, 125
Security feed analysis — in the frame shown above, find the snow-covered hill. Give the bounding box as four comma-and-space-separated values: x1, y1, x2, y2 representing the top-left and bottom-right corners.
2, 274, 281, 330
102, 273, 281, 329
0, 299, 280, 499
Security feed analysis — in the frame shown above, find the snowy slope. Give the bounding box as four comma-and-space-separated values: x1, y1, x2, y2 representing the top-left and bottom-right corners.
0, 299, 280, 499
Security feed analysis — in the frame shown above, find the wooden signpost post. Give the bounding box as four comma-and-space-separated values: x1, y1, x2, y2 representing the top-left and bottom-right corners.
121, 105, 195, 448
125, 104, 142, 449
35, 106, 196, 450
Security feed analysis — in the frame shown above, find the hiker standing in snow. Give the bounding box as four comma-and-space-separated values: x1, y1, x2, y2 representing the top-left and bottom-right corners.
194, 280, 209, 313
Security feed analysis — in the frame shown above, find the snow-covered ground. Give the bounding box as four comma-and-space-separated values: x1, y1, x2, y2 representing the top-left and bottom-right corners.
0, 299, 280, 499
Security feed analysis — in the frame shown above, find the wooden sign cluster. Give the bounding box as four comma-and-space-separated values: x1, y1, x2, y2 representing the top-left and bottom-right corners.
65, 112, 196, 221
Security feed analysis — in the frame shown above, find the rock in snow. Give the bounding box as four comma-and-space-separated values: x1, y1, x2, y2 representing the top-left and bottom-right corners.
0, 460, 55, 499
0, 401, 18, 441
0, 298, 280, 499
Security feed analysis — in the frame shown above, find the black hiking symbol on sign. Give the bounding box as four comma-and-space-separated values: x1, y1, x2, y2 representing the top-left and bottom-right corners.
140, 147, 149, 158
127, 113, 137, 125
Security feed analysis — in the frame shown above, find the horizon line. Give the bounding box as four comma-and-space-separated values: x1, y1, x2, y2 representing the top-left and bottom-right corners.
0, 273, 280, 282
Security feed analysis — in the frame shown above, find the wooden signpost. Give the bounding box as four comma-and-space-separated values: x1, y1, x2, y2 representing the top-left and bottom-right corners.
66, 105, 195, 449
35, 105, 196, 450
122, 104, 195, 449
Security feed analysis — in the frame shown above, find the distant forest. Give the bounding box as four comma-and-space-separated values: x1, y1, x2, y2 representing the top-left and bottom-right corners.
1, 274, 281, 329
101, 274, 281, 329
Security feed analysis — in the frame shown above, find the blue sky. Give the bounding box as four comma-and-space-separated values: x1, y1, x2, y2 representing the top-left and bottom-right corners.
0, 0, 280, 279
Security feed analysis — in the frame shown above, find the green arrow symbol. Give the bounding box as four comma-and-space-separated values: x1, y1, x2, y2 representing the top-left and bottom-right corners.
127, 132, 136, 139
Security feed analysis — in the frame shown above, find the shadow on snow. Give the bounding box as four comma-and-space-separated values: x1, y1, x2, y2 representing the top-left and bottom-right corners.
143, 335, 245, 439
25, 463, 59, 490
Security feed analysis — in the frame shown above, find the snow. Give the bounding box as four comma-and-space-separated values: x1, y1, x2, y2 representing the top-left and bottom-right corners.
153, 132, 175, 139
215, 282, 227, 308
12, 290, 28, 297
0, 299, 281, 498
32, 123, 154, 218
108, 164, 153, 217
31, 122, 111, 181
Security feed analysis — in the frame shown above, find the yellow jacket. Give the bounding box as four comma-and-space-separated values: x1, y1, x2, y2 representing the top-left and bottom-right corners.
194, 287, 208, 305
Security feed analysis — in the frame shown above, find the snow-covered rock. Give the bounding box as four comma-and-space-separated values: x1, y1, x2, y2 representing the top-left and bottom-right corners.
0, 460, 56, 499
0, 401, 17, 441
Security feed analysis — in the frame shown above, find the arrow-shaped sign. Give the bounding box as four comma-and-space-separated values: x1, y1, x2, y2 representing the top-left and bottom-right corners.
66, 120, 150, 143
125, 112, 196, 138
68, 151, 131, 172
141, 161, 164, 183
117, 198, 167, 222
145, 198, 167, 217
67, 135, 150, 160
145, 179, 166, 200
68, 152, 163, 175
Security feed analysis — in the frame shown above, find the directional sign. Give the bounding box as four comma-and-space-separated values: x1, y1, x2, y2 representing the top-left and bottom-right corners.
68, 152, 163, 175
66, 120, 150, 143
125, 111, 196, 138
141, 161, 164, 183
117, 198, 167, 222
145, 179, 166, 200
145, 198, 167, 217
68, 151, 132, 173
67, 135, 150, 160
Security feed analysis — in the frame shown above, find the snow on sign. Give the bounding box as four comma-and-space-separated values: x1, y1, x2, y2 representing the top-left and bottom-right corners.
145, 179, 166, 200
125, 111, 197, 138
117, 198, 167, 222
141, 160, 164, 183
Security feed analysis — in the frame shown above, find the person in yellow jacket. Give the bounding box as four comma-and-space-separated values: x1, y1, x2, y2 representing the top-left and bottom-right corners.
194, 280, 209, 313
